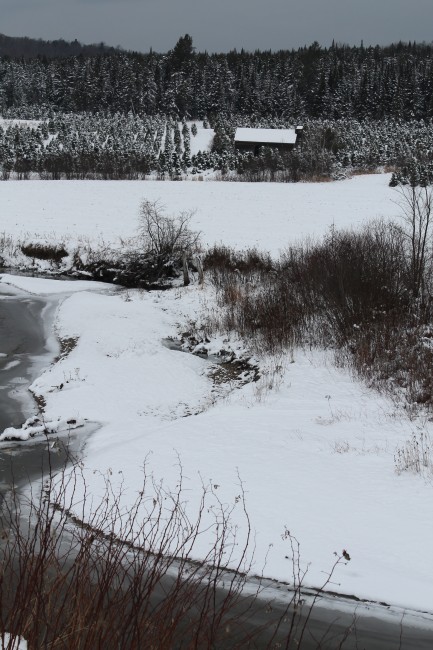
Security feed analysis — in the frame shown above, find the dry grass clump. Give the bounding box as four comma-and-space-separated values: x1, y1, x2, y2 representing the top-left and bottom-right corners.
395, 430, 433, 476
20, 243, 68, 264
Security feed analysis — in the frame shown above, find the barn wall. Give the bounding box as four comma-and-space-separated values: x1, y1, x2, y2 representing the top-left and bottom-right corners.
234, 141, 295, 155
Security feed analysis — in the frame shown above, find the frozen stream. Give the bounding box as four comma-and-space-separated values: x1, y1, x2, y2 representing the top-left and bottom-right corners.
0, 283, 433, 648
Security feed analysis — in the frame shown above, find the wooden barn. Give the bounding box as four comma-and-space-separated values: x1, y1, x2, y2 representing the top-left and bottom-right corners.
234, 126, 303, 155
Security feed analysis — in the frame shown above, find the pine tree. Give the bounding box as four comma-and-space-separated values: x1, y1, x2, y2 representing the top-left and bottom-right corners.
182, 122, 191, 167
174, 122, 182, 156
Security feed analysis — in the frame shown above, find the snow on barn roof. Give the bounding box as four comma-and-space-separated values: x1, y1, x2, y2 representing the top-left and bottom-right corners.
234, 127, 297, 145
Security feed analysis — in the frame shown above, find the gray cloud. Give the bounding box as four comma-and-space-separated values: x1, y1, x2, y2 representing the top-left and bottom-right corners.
2, 0, 433, 53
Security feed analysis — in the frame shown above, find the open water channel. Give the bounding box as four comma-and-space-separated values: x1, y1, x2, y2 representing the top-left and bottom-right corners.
0, 284, 80, 500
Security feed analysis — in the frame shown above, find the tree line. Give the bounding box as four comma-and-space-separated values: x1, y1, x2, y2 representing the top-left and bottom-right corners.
0, 33, 119, 59
2, 36, 433, 120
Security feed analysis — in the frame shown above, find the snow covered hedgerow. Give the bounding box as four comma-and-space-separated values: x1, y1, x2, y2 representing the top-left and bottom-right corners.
20, 242, 68, 265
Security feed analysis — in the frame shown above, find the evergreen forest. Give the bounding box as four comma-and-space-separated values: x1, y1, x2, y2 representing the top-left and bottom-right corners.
1, 34, 433, 181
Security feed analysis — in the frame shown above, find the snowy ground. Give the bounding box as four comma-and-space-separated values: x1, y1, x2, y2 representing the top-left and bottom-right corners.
186, 121, 214, 156
0, 174, 432, 620
1, 633, 27, 650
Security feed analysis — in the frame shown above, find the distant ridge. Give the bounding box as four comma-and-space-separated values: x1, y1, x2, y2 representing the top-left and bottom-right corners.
0, 33, 121, 58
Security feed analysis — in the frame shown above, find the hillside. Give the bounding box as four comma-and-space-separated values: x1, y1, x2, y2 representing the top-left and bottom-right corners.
0, 33, 119, 59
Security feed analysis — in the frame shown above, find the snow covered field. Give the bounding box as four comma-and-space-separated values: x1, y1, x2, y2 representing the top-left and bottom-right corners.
1, 173, 400, 255
1, 174, 432, 620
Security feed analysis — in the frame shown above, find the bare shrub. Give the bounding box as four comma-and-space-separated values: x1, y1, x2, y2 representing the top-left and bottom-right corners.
205, 222, 410, 355
138, 200, 200, 261
204, 220, 433, 411
394, 184, 433, 299
0, 462, 251, 649
293, 221, 409, 346
61, 203, 202, 288
118, 200, 202, 287
203, 245, 299, 355
0, 460, 352, 649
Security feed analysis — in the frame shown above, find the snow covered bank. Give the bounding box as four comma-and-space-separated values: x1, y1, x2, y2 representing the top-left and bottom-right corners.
0, 415, 85, 442
1, 173, 432, 622
2, 273, 432, 616
0, 275, 117, 436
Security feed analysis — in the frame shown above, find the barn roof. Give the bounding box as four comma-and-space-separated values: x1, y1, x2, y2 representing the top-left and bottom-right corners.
234, 127, 297, 145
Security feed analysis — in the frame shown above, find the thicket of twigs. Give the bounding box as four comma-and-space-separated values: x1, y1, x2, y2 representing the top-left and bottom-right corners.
1, 201, 202, 289
203, 196, 433, 411
0, 457, 351, 649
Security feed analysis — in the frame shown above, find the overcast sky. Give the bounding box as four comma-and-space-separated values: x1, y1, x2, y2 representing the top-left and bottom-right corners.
2, 0, 433, 53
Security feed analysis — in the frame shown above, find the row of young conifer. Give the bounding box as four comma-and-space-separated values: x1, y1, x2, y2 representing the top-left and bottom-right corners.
1, 113, 432, 181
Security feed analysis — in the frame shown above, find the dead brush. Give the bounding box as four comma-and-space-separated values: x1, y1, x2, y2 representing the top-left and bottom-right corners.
222, 279, 245, 306
0, 459, 354, 649
395, 430, 433, 477
0, 232, 21, 264
204, 220, 433, 416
